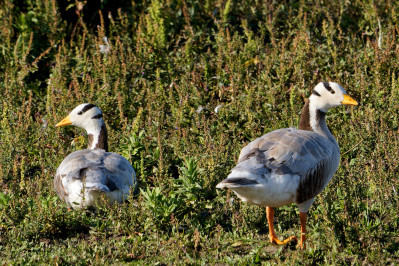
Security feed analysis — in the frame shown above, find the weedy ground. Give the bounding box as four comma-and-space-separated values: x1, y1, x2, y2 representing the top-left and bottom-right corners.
0, 0, 399, 264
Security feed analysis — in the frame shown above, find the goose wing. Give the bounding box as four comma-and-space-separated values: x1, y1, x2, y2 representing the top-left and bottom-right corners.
239, 128, 336, 175
103, 151, 136, 193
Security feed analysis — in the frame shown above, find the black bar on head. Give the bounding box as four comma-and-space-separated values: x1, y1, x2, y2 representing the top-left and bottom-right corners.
78, 104, 96, 115
312, 89, 321, 96
322, 82, 335, 94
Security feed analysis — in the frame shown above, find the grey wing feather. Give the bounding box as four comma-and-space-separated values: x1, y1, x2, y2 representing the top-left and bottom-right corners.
54, 173, 68, 202
227, 148, 270, 184
54, 149, 103, 200
296, 158, 330, 203
103, 152, 136, 190
55, 149, 135, 195
237, 128, 335, 178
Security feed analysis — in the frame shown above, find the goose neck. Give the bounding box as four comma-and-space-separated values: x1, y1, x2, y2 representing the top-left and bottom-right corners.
299, 99, 335, 142
87, 123, 108, 151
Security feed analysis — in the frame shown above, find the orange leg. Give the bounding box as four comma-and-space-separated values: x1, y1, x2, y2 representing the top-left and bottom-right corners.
266, 207, 298, 245
298, 212, 307, 249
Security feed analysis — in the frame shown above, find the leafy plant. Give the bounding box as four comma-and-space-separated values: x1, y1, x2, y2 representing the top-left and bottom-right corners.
172, 157, 204, 206
141, 186, 180, 227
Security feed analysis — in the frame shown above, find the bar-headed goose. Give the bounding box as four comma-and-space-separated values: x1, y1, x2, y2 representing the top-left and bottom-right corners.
54, 103, 137, 209
217, 82, 358, 249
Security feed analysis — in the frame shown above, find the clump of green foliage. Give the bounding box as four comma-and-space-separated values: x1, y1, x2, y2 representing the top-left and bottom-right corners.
0, 0, 399, 264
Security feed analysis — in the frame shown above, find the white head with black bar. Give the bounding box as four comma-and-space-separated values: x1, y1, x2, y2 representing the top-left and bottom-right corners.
56, 103, 108, 151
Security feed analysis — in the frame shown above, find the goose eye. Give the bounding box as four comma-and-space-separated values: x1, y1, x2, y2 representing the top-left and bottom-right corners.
322, 82, 335, 94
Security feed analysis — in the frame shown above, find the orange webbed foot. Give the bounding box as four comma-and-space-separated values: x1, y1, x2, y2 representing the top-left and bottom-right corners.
269, 234, 298, 245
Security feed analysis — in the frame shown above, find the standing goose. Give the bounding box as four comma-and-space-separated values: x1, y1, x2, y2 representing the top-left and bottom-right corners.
216, 82, 358, 249
55, 103, 137, 209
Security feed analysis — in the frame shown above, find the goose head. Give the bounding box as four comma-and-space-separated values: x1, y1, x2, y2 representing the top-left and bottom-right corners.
310, 82, 358, 112
56, 103, 104, 133
299, 82, 358, 135
56, 103, 108, 150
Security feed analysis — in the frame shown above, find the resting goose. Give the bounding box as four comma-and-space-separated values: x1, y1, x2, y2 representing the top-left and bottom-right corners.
54, 103, 137, 209
216, 82, 358, 249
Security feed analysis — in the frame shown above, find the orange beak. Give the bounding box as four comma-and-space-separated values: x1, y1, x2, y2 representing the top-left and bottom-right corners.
341, 94, 358, 106
56, 115, 72, 127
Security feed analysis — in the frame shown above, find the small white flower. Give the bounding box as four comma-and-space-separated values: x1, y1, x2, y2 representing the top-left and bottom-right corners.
99, 36, 111, 54
196, 106, 206, 113
214, 104, 223, 113
41, 118, 48, 128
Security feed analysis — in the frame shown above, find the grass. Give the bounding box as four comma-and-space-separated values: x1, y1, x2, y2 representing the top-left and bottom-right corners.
1, 0, 399, 264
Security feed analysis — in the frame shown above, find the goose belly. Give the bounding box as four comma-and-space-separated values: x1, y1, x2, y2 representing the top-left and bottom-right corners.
63, 178, 126, 209
63, 180, 105, 208
229, 173, 300, 207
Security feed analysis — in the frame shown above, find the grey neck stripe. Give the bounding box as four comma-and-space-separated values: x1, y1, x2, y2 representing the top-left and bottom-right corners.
316, 109, 326, 123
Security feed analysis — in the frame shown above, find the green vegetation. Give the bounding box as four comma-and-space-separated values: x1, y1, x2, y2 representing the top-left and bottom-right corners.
1, 0, 399, 264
